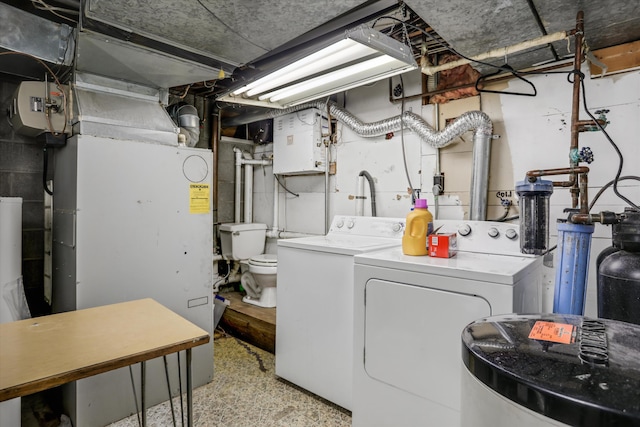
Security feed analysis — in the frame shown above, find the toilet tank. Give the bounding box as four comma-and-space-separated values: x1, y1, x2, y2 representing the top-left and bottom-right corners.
219, 223, 267, 260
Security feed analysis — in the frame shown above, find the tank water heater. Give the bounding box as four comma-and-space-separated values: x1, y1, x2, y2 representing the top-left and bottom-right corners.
9, 81, 69, 136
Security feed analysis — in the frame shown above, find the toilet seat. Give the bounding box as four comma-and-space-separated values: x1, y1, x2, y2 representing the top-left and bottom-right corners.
249, 254, 278, 267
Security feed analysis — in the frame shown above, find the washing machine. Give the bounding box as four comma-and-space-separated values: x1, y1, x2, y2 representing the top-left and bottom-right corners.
276, 215, 405, 410
461, 313, 640, 427
352, 220, 543, 427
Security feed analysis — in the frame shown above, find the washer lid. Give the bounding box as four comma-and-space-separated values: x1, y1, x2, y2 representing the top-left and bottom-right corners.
354, 247, 540, 284
249, 254, 277, 266
278, 235, 400, 255
462, 313, 640, 426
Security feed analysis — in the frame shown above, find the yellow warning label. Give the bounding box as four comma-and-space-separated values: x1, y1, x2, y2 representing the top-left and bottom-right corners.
189, 183, 210, 214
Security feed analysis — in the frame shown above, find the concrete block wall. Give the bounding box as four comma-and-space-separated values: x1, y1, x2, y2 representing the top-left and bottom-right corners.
0, 80, 48, 316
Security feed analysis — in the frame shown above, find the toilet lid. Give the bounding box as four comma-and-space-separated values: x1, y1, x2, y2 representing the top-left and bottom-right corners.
249, 253, 277, 266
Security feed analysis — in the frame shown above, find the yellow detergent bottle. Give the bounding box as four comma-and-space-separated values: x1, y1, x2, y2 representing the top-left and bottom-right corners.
402, 198, 434, 256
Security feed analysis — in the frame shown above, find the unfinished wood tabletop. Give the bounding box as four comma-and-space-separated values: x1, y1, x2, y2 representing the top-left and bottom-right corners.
0, 298, 210, 401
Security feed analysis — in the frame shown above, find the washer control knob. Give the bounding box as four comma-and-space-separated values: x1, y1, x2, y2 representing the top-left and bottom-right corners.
336, 219, 344, 228
458, 224, 472, 236
347, 220, 355, 229
392, 223, 403, 233
505, 228, 518, 240
488, 227, 500, 238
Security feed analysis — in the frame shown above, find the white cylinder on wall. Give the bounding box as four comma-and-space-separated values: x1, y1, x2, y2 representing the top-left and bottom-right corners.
0, 197, 23, 427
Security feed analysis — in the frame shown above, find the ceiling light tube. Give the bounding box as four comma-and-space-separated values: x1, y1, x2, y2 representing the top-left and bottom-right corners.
263, 55, 398, 102
233, 39, 356, 96
269, 60, 416, 106
227, 24, 418, 105
246, 43, 376, 97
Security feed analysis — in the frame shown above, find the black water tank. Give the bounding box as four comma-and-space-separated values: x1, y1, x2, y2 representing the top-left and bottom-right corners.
597, 208, 640, 325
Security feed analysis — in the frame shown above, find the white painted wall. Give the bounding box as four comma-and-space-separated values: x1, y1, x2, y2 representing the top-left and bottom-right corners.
251, 65, 640, 317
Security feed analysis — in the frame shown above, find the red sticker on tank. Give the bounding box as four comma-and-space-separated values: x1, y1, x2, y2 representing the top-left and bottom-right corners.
528, 320, 576, 344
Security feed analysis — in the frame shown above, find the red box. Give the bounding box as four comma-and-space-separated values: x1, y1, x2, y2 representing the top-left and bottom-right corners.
428, 233, 458, 258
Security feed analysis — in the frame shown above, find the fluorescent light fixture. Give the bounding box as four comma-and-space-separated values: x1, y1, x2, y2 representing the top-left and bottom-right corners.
221, 25, 418, 108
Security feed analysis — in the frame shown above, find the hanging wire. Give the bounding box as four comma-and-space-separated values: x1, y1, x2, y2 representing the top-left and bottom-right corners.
31, 0, 78, 23
398, 74, 416, 202
588, 176, 640, 212
374, 14, 638, 212
577, 71, 640, 211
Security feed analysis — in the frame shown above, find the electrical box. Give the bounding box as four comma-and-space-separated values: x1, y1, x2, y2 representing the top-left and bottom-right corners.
10, 81, 70, 136
273, 108, 328, 175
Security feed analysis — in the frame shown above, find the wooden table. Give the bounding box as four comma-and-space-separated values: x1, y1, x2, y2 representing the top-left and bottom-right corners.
0, 298, 210, 426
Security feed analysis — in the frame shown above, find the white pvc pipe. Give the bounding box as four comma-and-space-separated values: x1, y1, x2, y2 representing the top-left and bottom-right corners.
233, 147, 272, 223
233, 147, 242, 223
272, 175, 279, 231
421, 31, 568, 76
244, 163, 253, 223
356, 175, 365, 216
266, 229, 317, 239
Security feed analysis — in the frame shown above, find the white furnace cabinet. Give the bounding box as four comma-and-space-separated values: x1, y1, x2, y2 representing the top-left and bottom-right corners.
52, 135, 214, 427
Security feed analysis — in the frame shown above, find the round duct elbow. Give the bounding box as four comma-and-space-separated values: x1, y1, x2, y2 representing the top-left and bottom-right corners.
167, 103, 200, 147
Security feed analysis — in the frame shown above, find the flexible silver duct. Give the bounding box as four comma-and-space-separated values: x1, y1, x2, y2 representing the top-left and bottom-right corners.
268, 101, 491, 147
267, 101, 493, 220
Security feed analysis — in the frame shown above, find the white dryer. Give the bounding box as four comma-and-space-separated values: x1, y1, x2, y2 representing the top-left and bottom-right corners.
276, 215, 405, 410
352, 220, 543, 427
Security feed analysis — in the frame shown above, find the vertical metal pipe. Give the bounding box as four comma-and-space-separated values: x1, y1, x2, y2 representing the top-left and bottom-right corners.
212, 110, 220, 225
469, 132, 491, 221
579, 173, 589, 214
325, 141, 330, 234
434, 103, 441, 219
569, 11, 585, 209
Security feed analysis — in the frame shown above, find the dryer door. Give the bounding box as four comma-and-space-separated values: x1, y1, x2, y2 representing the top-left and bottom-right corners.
364, 279, 490, 412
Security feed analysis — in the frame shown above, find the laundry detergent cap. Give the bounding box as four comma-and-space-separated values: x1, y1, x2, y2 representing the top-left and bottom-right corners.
415, 198, 427, 209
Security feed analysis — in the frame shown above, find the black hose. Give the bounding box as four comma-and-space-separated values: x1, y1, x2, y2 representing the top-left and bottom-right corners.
359, 170, 377, 216
588, 176, 640, 213
275, 174, 299, 197
579, 76, 639, 211
43, 147, 53, 196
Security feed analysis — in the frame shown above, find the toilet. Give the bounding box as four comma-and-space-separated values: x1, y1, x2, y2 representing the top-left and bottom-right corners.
219, 223, 278, 308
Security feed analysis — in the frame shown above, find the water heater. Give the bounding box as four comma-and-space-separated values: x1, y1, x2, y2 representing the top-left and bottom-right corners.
273, 108, 328, 175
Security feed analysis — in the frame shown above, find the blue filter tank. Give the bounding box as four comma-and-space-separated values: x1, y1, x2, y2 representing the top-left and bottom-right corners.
553, 221, 595, 315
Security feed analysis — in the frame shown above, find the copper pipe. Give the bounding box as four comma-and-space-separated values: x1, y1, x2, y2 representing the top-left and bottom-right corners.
526, 166, 589, 188
576, 119, 607, 132
570, 11, 585, 157
526, 166, 589, 178
579, 173, 589, 214
570, 213, 597, 224
569, 11, 585, 208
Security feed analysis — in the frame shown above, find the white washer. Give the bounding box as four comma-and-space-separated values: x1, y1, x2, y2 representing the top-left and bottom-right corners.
352, 220, 543, 427
276, 215, 405, 410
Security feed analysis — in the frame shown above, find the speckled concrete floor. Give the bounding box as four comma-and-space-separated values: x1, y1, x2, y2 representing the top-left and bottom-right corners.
107, 331, 352, 427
